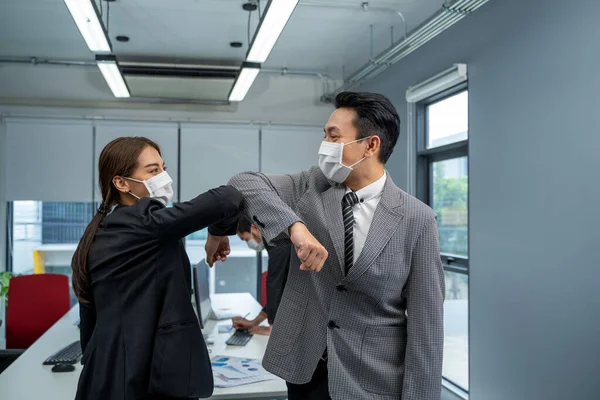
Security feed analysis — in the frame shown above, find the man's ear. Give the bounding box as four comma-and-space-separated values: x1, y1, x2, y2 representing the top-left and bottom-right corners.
365, 135, 381, 158
113, 176, 130, 194
251, 224, 263, 240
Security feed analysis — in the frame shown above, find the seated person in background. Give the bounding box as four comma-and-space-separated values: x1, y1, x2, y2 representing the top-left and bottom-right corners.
233, 216, 291, 336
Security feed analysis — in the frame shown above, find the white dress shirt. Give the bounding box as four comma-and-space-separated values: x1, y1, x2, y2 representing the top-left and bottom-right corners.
345, 172, 387, 264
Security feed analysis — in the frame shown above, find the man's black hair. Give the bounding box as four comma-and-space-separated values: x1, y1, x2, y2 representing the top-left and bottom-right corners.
334, 91, 401, 164
236, 216, 253, 234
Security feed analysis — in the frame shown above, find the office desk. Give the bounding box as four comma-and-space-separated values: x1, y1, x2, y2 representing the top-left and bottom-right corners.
0, 293, 287, 400
206, 293, 287, 400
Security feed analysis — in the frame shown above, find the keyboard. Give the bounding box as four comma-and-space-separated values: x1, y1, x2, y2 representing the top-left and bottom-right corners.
43, 341, 82, 365
225, 329, 253, 346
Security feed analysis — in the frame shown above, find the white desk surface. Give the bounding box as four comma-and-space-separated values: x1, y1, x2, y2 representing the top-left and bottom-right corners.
0, 293, 287, 400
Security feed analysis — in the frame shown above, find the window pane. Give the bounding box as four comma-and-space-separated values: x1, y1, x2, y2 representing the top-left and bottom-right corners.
432, 157, 468, 257
444, 271, 469, 390
427, 91, 468, 148
10, 201, 94, 306
185, 228, 259, 299
41, 202, 96, 244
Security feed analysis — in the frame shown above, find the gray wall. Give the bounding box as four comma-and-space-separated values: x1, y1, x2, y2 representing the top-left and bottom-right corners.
0, 119, 6, 273
0, 119, 5, 347
363, 0, 600, 399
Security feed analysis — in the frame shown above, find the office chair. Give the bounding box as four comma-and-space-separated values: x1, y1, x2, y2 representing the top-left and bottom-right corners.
0, 274, 70, 373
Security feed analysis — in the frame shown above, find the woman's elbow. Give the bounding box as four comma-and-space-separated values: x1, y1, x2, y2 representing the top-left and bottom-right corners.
223, 185, 243, 212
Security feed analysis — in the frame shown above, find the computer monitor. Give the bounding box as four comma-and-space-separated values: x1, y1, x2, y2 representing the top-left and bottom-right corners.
192, 259, 211, 329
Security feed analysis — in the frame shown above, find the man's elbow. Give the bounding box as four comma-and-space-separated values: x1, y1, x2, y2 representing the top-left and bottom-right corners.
227, 171, 260, 189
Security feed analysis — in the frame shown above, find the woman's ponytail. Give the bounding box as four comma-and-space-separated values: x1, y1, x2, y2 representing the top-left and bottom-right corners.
71, 204, 110, 304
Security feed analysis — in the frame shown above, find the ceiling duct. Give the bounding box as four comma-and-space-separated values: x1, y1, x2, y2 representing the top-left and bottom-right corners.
118, 57, 240, 102
325, 0, 490, 97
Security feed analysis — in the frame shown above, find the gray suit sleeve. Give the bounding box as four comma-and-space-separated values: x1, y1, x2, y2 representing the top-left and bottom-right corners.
402, 215, 445, 400
226, 169, 312, 246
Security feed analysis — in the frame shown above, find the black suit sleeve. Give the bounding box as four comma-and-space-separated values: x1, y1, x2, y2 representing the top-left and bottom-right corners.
79, 302, 96, 357
140, 185, 243, 240
264, 244, 291, 324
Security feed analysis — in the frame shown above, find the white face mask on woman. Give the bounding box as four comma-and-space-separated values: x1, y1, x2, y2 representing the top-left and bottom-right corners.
317, 136, 371, 183
125, 171, 174, 206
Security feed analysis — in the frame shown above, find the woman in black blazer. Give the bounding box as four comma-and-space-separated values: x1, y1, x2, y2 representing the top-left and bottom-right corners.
72, 137, 241, 400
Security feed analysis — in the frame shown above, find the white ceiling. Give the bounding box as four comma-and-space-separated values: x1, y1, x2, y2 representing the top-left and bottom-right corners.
0, 0, 443, 102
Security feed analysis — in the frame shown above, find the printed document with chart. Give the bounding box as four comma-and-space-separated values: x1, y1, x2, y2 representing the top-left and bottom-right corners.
211, 355, 275, 388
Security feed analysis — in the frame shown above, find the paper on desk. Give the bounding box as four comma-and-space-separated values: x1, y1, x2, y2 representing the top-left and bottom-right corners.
218, 323, 234, 333
210, 309, 240, 320
213, 374, 275, 388
215, 365, 248, 379
212, 356, 269, 378
211, 355, 275, 387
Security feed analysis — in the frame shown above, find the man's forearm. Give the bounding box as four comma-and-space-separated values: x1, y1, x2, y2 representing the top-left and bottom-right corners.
226, 172, 304, 245
254, 310, 268, 325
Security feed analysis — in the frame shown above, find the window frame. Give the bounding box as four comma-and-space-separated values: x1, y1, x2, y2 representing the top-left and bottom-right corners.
416, 83, 469, 274
416, 83, 469, 393
6, 202, 13, 272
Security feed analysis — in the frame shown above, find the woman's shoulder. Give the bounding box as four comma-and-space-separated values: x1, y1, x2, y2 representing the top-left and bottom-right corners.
104, 198, 165, 220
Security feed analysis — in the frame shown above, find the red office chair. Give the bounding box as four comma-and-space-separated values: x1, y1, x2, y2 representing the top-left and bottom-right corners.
261, 271, 268, 307
5, 274, 71, 349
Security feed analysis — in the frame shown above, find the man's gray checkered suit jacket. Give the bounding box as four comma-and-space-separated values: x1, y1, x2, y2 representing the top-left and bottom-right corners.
227, 167, 445, 400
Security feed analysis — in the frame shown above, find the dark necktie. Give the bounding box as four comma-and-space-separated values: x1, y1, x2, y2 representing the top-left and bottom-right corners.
342, 192, 360, 275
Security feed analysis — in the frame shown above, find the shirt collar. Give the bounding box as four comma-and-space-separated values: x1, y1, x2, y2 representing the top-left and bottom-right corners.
346, 171, 387, 202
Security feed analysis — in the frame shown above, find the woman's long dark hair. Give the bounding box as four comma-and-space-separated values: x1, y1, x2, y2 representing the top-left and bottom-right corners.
72, 137, 161, 304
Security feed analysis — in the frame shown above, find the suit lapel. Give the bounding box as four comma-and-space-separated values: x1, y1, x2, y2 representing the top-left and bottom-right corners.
321, 184, 346, 276
344, 176, 404, 284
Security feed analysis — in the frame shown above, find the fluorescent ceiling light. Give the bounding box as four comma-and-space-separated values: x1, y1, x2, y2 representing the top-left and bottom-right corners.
229, 62, 261, 102
246, 0, 299, 63
64, 0, 111, 53
96, 55, 130, 98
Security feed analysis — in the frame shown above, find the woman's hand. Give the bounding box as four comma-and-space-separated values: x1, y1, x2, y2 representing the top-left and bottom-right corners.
205, 234, 231, 266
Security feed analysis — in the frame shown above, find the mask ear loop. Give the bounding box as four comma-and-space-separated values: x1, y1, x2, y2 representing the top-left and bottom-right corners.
349, 157, 366, 168
123, 176, 153, 198
341, 135, 373, 168
343, 135, 374, 146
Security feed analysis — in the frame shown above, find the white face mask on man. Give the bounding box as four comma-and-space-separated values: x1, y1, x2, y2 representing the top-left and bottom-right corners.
317, 136, 372, 183
125, 171, 174, 206
246, 238, 265, 252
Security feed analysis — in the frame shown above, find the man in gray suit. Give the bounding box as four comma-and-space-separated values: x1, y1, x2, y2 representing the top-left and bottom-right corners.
206, 92, 444, 400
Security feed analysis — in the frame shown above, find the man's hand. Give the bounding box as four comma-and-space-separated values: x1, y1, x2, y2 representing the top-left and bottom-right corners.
205, 234, 231, 267
249, 325, 272, 336
232, 317, 256, 330
289, 222, 328, 272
